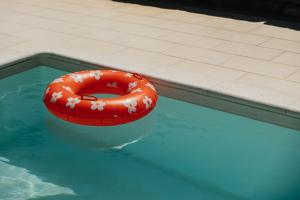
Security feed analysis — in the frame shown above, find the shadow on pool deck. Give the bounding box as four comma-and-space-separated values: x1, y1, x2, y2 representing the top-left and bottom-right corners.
112, 0, 300, 30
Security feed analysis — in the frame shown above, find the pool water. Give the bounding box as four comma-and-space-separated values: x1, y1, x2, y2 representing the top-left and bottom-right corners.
1, 66, 300, 200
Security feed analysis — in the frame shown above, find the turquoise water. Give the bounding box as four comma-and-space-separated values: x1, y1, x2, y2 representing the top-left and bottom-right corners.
1, 66, 300, 200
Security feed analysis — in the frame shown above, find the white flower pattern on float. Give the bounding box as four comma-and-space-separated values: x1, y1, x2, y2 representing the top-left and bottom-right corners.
123, 98, 137, 114
52, 78, 64, 83
127, 81, 137, 92
89, 70, 103, 80
107, 82, 118, 88
70, 74, 83, 83
145, 83, 156, 91
50, 91, 62, 103
131, 88, 142, 93
143, 96, 152, 109
66, 97, 80, 109
125, 73, 133, 78
91, 101, 106, 111
62, 86, 74, 94
45, 87, 50, 94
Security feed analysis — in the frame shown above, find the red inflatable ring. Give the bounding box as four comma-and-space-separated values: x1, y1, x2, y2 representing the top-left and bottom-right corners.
43, 70, 158, 126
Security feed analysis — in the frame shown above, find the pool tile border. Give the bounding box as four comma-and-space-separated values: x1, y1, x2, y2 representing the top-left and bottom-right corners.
1, 53, 300, 130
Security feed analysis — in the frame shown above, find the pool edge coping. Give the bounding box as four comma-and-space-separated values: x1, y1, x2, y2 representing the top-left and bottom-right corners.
1, 52, 300, 130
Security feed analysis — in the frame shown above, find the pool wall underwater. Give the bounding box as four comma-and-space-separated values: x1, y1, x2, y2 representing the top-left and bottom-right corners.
0, 52, 299, 131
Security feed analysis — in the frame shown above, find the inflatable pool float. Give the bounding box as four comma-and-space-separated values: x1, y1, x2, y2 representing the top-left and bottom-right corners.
43, 70, 157, 126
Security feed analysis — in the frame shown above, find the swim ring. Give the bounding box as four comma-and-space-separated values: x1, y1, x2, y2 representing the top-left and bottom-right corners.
43, 70, 157, 126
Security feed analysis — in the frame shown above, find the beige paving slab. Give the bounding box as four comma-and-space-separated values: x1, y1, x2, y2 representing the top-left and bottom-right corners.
7, 40, 70, 55
287, 70, 300, 83
0, 10, 15, 18
0, 34, 26, 49
101, 48, 183, 72
34, 20, 78, 32
223, 73, 300, 108
114, 4, 167, 16
144, 60, 245, 89
237, 74, 300, 97
65, 38, 127, 56
63, 26, 124, 42
112, 21, 172, 38
0, 1, 42, 13
30, 8, 85, 21
112, 35, 175, 53
10, 29, 77, 42
111, 13, 168, 26
205, 29, 270, 45
273, 52, 300, 67
68, 16, 171, 38
18, 37, 128, 64
51, 0, 125, 9
1, 13, 78, 32
68, 6, 121, 18
212, 81, 299, 108
155, 21, 216, 35
260, 38, 300, 54
0, 48, 30, 65
29, 0, 84, 12
159, 32, 224, 49
0, 12, 37, 23
213, 69, 300, 109
9, 37, 127, 62
0, 0, 45, 5
288, 100, 300, 113
211, 73, 300, 108
0, 0, 37, 5
220, 56, 299, 79
214, 41, 282, 60
200, 17, 264, 32
0, 21, 31, 34
67, 15, 118, 28
156, 10, 211, 24
250, 23, 300, 42
163, 44, 233, 65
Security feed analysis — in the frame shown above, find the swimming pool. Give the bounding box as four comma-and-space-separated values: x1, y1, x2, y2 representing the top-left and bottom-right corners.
1, 66, 300, 200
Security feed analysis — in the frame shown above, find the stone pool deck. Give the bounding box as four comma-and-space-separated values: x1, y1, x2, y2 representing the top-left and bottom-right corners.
0, 0, 300, 113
